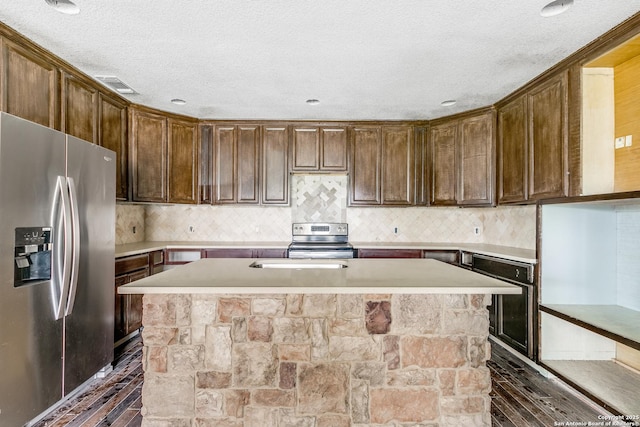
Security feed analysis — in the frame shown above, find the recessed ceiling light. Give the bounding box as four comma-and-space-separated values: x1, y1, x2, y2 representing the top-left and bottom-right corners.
441, 100, 457, 107
306, 99, 320, 105
44, 0, 80, 15
540, 0, 573, 17
171, 99, 187, 105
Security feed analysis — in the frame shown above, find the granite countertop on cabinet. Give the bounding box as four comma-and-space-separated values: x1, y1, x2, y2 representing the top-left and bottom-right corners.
116, 241, 536, 263
118, 258, 522, 295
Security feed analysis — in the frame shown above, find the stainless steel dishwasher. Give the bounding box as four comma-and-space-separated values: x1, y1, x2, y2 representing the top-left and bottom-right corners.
471, 253, 536, 360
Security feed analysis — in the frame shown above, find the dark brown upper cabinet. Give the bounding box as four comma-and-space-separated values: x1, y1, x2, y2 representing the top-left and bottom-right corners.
528, 72, 569, 200
130, 108, 198, 204
61, 73, 97, 144
429, 121, 458, 206
261, 125, 289, 205
498, 94, 528, 204
349, 126, 381, 205
167, 118, 198, 204
458, 111, 495, 206
213, 124, 260, 204
291, 125, 348, 172
349, 125, 414, 206
1, 38, 58, 128
199, 124, 213, 204
430, 109, 495, 206
381, 126, 415, 205
98, 93, 128, 201
130, 109, 167, 202
497, 71, 568, 203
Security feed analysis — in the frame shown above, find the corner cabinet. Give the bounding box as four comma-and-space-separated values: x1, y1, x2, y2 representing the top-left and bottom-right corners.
130, 108, 198, 204
498, 71, 569, 203
349, 125, 414, 206
430, 109, 495, 206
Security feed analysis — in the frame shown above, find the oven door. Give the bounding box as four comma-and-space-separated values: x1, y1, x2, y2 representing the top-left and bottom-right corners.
496, 283, 535, 358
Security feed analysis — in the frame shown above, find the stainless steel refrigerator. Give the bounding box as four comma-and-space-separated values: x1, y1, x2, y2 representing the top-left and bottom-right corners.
0, 112, 115, 426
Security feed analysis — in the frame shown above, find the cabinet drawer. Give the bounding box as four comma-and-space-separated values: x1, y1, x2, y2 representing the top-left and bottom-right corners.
115, 254, 150, 276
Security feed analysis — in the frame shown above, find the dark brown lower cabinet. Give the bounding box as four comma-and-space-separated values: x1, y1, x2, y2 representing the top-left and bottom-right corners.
357, 249, 423, 258
203, 248, 287, 258
114, 254, 150, 344
358, 248, 460, 264
422, 249, 460, 265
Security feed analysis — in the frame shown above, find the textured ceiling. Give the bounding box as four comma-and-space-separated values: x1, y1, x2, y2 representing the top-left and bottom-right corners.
1, 1, 640, 120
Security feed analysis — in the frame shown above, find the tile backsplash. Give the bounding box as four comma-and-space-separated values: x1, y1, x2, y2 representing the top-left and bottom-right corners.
116, 173, 536, 248
117, 203, 536, 249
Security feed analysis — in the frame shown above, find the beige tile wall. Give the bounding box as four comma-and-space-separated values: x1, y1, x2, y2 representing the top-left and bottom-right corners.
117, 172, 535, 248
116, 203, 536, 249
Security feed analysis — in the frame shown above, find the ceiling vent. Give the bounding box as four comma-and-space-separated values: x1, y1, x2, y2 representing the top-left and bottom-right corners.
94, 76, 138, 94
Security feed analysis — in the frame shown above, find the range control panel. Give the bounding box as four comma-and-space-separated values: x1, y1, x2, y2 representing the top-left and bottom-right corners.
292, 223, 348, 236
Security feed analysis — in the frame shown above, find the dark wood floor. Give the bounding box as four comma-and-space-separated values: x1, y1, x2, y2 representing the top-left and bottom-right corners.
34, 336, 619, 427
33, 338, 143, 427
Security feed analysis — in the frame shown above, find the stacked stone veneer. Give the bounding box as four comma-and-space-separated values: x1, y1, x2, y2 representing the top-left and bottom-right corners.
141, 293, 492, 427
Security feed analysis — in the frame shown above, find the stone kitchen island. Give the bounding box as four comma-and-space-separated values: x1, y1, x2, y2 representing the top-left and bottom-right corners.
119, 258, 520, 427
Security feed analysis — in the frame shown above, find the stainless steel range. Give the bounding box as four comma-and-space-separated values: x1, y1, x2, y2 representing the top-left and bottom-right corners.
287, 222, 355, 259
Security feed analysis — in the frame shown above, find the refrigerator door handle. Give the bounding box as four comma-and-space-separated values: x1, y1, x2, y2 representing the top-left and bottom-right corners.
52, 176, 73, 320
64, 177, 81, 316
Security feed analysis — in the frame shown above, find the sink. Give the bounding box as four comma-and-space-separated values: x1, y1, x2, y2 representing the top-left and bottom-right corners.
249, 261, 347, 269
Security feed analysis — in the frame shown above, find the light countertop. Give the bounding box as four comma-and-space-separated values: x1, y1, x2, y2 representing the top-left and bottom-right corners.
115, 241, 536, 263
118, 258, 522, 295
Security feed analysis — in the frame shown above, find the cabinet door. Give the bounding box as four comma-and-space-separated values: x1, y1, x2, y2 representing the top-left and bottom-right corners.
1, 39, 58, 128
414, 126, 429, 206
114, 275, 128, 343
61, 73, 97, 144
199, 124, 213, 204
99, 93, 128, 201
349, 126, 381, 205
130, 109, 167, 202
214, 125, 237, 203
528, 72, 568, 200
204, 248, 254, 258
458, 112, 495, 206
237, 125, 260, 203
261, 126, 289, 205
168, 118, 198, 204
430, 122, 458, 205
358, 249, 422, 258
292, 127, 320, 171
254, 248, 287, 258
381, 126, 414, 205
498, 95, 528, 204
126, 269, 148, 334
321, 127, 348, 171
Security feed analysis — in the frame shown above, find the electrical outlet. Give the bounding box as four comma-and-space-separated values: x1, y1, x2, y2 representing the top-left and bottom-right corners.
393, 227, 399, 234
625, 135, 633, 147
189, 225, 195, 233
615, 136, 625, 149
473, 226, 481, 236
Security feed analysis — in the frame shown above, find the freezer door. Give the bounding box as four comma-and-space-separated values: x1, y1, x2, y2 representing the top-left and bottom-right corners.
63, 135, 115, 394
0, 113, 65, 426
